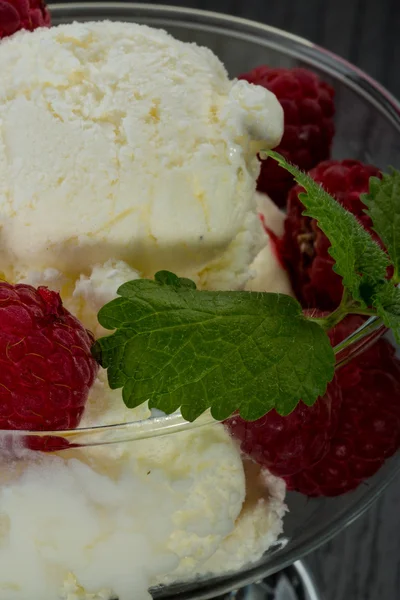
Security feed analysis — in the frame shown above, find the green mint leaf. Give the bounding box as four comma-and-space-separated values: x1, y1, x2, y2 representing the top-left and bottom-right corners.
93, 272, 335, 422
362, 169, 400, 282
264, 151, 390, 307
373, 281, 400, 343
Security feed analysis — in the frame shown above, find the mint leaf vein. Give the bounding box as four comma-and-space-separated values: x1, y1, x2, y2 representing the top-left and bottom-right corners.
93, 273, 335, 422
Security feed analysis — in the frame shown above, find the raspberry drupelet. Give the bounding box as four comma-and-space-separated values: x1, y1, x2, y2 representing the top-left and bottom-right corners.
278, 159, 382, 310
0, 283, 98, 432
286, 317, 400, 496
227, 316, 400, 496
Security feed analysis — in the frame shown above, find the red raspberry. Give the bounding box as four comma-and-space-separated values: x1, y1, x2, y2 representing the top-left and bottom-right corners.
286, 317, 400, 496
226, 316, 400, 495
225, 379, 343, 478
0, 0, 50, 39
281, 159, 382, 310
239, 66, 335, 206
0, 283, 98, 435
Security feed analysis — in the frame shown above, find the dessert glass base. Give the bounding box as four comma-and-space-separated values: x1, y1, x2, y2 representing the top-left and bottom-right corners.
216, 561, 321, 600
21, 3, 400, 598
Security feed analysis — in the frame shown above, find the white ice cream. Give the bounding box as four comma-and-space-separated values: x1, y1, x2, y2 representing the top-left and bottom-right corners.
246, 192, 293, 295
0, 21, 283, 290
0, 425, 244, 600
0, 424, 286, 600
0, 20, 289, 600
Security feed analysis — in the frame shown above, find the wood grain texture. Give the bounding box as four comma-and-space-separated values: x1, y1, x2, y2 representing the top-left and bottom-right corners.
133, 0, 400, 99
306, 479, 400, 600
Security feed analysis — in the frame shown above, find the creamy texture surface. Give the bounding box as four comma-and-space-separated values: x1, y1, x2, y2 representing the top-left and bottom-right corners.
246, 192, 293, 295
0, 21, 283, 290
3, 255, 288, 600
0, 425, 244, 600
0, 421, 286, 600
5, 250, 290, 600
0, 20, 289, 600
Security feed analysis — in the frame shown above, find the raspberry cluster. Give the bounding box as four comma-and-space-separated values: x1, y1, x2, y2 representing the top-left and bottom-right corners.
229, 65, 399, 496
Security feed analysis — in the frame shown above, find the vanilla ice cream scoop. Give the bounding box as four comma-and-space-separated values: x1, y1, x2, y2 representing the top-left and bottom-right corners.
0, 424, 246, 600
0, 21, 283, 289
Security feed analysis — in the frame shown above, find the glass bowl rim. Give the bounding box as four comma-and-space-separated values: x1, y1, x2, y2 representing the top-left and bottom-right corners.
10, 2, 397, 445
49, 2, 400, 118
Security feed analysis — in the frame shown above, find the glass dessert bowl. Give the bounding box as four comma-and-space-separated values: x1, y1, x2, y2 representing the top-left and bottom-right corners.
0, 3, 399, 600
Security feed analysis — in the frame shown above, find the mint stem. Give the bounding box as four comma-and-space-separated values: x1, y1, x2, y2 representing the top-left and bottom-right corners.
308, 288, 350, 331
347, 307, 376, 317
310, 304, 349, 331
307, 289, 379, 331
308, 286, 378, 334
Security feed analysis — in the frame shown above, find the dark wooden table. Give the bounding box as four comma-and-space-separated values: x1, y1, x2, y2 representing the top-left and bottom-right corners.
144, 2, 400, 599
144, 0, 400, 99
52, 1, 400, 598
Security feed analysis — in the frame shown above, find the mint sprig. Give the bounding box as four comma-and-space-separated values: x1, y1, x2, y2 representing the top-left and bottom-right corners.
93, 154, 400, 422
93, 272, 334, 422
263, 151, 390, 307
263, 152, 400, 343
362, 169, 400, 283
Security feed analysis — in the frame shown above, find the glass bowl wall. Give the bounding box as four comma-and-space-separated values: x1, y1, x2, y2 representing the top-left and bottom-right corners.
13, 4, 400, 599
